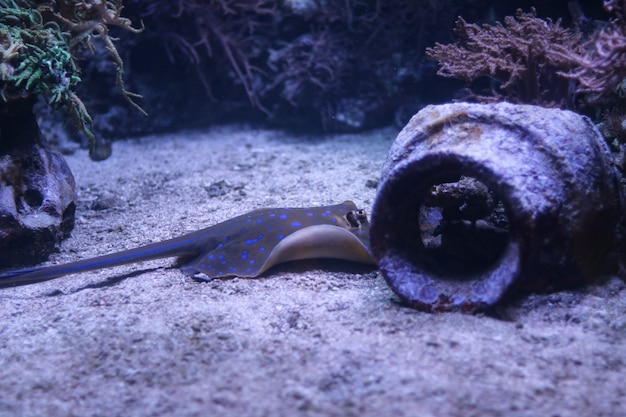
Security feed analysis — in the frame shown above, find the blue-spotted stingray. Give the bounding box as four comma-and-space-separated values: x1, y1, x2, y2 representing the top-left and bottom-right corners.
0, 201, 375, 287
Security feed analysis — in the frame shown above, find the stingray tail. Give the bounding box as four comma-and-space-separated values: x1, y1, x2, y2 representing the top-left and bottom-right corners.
0, 232, 210, 288
0, 264, 94, 287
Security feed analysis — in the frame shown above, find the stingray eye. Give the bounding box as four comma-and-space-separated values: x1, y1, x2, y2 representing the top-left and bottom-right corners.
346, 209, 368, 228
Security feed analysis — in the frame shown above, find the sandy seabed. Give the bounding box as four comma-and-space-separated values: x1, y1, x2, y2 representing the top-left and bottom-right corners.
0, 125, 624, 417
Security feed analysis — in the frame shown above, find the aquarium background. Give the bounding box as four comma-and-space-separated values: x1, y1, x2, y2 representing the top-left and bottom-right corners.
61, 0, 607, 140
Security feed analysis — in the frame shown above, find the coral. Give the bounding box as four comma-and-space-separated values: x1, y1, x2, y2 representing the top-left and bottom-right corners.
265, 29, 352, 126
140, 0, 275, 115
37, 0, 146, 116
0, 0, 142, 159
263, 0, 465, 127
0, 1, 84, 113
116, 0, 482, 131
426, 8, 584, 108
559, 0, 626, 100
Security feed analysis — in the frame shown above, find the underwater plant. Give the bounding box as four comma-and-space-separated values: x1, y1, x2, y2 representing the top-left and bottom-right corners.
1, 0, 86, 132
262, 0, 464, 128
113, 0, 481, 132
427, 2, 626, 113
0, 0, 143, 159
138, 0, 275, 116
426, 8, 584, 108
555, 0, 626, 147
560, 0, 626, 100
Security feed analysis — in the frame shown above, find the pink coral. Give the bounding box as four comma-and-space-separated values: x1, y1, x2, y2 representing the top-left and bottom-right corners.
426, 9, 583, 108
560, 0, 626, 99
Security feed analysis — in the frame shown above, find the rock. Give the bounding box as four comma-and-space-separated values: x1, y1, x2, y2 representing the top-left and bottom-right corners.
0, 97, 77, 267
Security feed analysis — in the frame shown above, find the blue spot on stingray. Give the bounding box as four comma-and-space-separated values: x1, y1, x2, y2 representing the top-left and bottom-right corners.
266, 225, 273, 230
331, 217, 337, 223
217, 243, 224, 249
258, 247, 266, 252
256, 218, 263, 224
208, 254, 215, 259
276, 225, 283, 231
241, 250, 248, 259
244, 234, 265, 245
269, 213, 276, 218
249, 259, 256, 265
228, 266, 237, 271
218, 254, 224, 260
221, 260, 227, 265
291, 221, 302, 227
279, 214, 288, 219
306, 212, 314, 217
224, 236, 231, 242
277, 234, 285, 240
322, 209, 331, 217
246, 217, 252, 223
246, 268, 253, 273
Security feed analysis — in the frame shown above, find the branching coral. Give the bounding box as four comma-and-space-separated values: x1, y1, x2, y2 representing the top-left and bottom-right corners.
263, 1, 371, 126
0, 0, 83, 111
266, 29, 351, 122
561, 0, 626, 146
37, 0, 146, 116
426, 9, 584, 108
265, 0, 448, 126
141, 0, 275, 115
0, 0, 143, 159
124, 0, 470, 129
558, 0, 626, 100
266, 0, 491, 127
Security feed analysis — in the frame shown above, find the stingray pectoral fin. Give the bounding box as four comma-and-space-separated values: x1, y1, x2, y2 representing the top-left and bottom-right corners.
256, 224, 376, 277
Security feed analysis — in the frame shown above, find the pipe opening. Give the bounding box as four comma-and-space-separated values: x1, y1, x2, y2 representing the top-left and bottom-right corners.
416, 175, 510, 277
